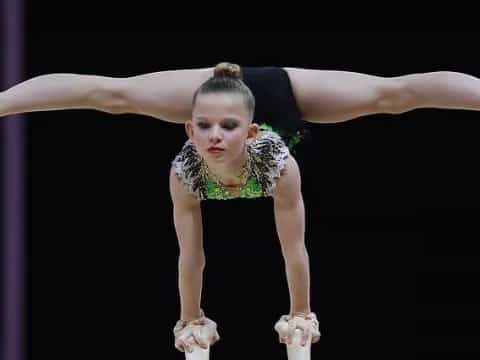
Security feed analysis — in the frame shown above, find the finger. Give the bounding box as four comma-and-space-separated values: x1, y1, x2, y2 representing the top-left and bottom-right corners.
184, 343, 194, 354
211, 333, 220, 345
177, 333, 191, 344
287, 319, 296, 344
278, 334, 288, 344
193, 328, 209, 349
274, 319, 289, 338
274, 317, 290, 344
312, 335, 321, 343
174, 340, 185, 353
207, 319, 217, 328
183, 335, 196, 353
311, 328, 321, 343
301, 328, 311, 346
202, 326, 216, 345
176, 338, 187, 353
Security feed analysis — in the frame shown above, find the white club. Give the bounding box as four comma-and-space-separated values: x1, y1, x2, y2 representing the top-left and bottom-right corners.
286, 328, 312, 360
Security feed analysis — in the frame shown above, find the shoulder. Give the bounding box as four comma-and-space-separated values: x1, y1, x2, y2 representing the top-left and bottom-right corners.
249, 130, 292, 197
272, 154, 302, 207
170, 139, 206, 202
169, 165, 202, 208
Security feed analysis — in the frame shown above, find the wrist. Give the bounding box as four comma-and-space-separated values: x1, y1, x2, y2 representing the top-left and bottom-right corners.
288, 311, 315, 321
180, 308, 205, 323
289, 309, 311, 317
174, 309, 206, 336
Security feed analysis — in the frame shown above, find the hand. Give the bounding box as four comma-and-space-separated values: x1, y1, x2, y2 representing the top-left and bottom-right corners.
173, 316, 220, 353
274, 312, 321, 347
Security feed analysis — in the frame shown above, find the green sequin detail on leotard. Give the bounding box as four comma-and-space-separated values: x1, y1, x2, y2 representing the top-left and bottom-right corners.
205, 174, 263, 200
258, 123, 305, 155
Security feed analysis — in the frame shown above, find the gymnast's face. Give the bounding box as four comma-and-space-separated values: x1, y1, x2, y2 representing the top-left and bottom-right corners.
186, 92, 259, 163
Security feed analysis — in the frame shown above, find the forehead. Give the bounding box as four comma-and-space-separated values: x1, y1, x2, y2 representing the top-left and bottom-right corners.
193, 93, 249, 120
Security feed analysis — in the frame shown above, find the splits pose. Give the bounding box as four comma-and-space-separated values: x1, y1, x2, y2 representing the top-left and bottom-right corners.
2, 62, 480, 359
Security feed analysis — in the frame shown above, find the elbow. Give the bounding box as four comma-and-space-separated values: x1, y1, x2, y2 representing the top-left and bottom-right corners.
282, 244, 308, 264
284, 251, 309, 273
179, 252, 206, 268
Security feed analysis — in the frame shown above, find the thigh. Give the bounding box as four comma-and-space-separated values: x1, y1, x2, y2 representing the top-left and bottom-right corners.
123, 67, 214, 123
283, 67, 389, 124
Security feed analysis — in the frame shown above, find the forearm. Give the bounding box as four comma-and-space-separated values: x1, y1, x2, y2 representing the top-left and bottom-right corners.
397, 71, 480, 111
178, 255, 206, 322
0, 73, 127, 117
284, 249, 311, 315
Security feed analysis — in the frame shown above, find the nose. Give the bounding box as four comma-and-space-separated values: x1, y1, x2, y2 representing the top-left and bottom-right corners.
209, 126, 223, 143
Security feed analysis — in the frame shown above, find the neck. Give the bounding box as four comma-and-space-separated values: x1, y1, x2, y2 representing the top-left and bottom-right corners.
204, 146, 249, 185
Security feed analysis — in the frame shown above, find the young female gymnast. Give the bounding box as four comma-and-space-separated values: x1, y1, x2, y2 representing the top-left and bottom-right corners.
169, 64, 322, 358
2, 61, 480, 359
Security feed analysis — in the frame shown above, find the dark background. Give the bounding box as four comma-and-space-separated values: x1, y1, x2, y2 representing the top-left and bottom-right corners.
23, 32, 480, 359
0, 24, 4, 360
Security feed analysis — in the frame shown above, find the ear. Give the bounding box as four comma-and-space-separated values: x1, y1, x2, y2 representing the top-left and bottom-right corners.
247, 123, 259, 142
185, 120, 194, 141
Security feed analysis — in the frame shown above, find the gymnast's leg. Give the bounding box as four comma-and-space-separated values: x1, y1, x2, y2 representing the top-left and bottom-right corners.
0, 67, 214, 122
284, 67, 480, 124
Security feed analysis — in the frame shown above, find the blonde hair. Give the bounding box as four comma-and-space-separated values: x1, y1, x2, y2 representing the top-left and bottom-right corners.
192, 62, 255, 122
213, 62, 242, 79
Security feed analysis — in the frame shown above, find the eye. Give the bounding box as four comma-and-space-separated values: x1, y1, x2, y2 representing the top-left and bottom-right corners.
198, 123, 237, 130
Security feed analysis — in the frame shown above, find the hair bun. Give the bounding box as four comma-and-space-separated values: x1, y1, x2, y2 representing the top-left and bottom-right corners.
214, 62, 242, 80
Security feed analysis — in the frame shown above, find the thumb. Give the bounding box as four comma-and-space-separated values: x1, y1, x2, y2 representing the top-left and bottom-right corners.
287, 319, 297, 344
274, 319, 289, 338
193, 327, 209, 349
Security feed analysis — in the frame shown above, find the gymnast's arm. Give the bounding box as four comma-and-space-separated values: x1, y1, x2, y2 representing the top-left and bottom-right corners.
273, 155, 311, 316
169, 166, 206, 322
0, 68, 212, 122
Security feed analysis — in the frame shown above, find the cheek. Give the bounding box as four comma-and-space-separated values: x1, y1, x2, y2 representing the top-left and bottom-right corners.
195, 132, 209, 142
227, 134, 245, 146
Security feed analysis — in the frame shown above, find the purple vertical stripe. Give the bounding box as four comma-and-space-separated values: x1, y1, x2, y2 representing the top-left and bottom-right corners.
2, 0, 25, 359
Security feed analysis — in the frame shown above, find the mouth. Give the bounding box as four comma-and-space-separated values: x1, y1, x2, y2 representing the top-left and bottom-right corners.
208, 147, 225, 153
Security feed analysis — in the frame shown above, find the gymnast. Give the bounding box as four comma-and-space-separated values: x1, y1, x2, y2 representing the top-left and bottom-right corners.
2, 61, 480, 358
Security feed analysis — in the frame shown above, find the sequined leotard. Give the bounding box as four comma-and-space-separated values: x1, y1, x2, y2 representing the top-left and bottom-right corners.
171, 126, 290, 201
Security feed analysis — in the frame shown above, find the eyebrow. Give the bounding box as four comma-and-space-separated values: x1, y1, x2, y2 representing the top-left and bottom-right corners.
196, 117, 241, 123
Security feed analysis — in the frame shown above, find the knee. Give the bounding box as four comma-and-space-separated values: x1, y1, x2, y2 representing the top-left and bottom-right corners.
376, 78, 418, 114
89, 79, 131, 114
